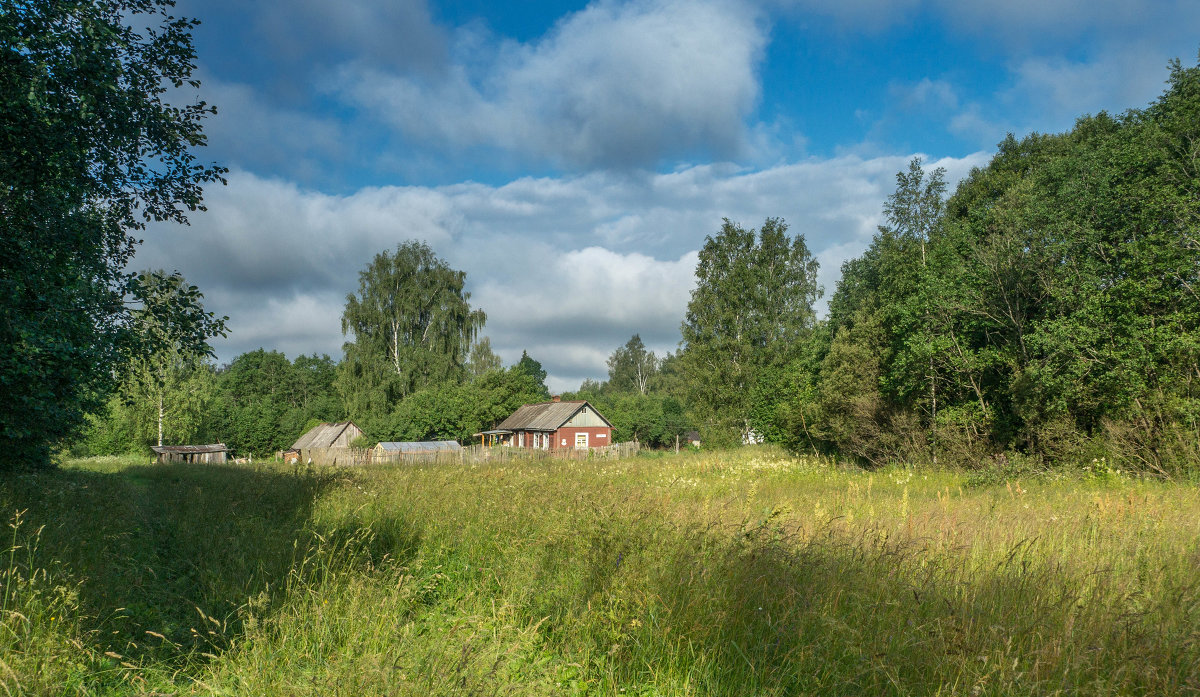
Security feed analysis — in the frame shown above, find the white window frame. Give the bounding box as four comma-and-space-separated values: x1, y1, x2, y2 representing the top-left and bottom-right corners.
575, 432, 589, 449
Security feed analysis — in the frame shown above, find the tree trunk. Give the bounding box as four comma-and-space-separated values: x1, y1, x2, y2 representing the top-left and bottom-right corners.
157, 393, 164, 447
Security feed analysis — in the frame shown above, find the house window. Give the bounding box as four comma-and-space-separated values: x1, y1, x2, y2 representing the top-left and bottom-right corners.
575, 432, 588, 449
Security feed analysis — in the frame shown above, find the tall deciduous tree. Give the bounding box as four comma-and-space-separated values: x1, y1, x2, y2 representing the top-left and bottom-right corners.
606, 334, 659, 395
124, 270, 227, 447
0, 1, 224, 466
338, 242, 486, 417
466, 337, 503, 378
681, 218, 821, 444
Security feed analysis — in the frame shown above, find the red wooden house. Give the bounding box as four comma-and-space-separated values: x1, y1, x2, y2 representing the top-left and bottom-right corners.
489, 396, 613, 450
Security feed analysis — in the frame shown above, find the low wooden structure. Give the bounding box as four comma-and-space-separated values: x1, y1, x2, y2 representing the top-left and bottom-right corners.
290, 421, 364, 465
151, 444, 228, 464
372, 440, 462, 464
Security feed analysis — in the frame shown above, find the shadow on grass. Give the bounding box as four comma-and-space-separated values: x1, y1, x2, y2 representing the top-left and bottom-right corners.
519, 501, 1200, 696
0, 461, 411, 667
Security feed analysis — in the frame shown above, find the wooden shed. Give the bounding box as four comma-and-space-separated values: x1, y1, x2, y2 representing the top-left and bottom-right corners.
151, 444, 228, 464
290, 421, 364, 465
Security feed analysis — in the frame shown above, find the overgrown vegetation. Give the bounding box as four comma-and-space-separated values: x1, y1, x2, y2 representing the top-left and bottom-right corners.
704, 58, 1200, 474
4, 450, 1199, 695
78, 57, 1200, 475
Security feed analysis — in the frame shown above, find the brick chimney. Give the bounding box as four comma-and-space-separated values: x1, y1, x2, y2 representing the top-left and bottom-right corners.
551, 394, 561, 403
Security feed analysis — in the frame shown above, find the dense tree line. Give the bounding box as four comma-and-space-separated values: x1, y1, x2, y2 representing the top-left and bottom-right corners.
80, 244, 557, 456
681, 58, 1200, 475
13, 2, 1198, 475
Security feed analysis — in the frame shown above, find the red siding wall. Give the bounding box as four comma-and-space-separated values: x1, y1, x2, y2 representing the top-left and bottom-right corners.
552, 426, 612, 450
510, 426, 613, 450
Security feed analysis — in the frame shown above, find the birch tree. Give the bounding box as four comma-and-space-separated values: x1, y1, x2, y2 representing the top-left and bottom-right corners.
339, 242, 486, 417
607, 334, 659, 395
125, 271, 227, 447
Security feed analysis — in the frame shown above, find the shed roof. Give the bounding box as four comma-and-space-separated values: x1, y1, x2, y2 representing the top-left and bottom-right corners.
496, 400, 611, 431
377, 440, 462, 453
151, 444, 227, 454
291, 422, 359, 450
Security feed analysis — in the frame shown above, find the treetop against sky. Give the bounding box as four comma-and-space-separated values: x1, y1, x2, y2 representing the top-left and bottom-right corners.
139, 0, 1199, 391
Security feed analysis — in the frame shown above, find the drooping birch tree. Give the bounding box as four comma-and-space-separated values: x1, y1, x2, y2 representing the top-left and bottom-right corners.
338, 242, 486, 417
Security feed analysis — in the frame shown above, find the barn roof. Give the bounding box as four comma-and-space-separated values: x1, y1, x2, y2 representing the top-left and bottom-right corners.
496, 400, 611, 431
150, 444, 227, 454
291, 422, 359, 449
377, 440, 462, 453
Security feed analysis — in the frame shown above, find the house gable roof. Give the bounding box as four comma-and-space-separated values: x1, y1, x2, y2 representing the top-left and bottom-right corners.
496, 400, 612, 431
291, 421, 359, 449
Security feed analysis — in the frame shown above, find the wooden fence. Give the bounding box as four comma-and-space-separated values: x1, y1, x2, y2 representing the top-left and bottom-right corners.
294, 442, 640, 467
296, 447, 370, 467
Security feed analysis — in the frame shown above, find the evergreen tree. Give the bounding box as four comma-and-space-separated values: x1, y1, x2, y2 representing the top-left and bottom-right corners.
514, 350, 550, 399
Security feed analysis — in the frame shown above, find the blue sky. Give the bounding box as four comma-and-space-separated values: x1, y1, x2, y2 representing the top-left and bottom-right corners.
142, 0, 1200, 391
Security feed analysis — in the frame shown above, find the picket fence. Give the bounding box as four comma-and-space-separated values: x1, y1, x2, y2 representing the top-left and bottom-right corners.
294, 441, 640, 467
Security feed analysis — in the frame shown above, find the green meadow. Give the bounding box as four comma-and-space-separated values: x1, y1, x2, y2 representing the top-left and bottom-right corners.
3, 449, 1199, 695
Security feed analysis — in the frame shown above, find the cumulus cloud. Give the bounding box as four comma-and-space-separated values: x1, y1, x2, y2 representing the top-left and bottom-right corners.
336, 0, 768, 169
139, 151, 988, 390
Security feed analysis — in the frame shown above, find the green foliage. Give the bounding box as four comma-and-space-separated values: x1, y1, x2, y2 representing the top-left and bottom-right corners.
338, 241, 486, 418
465, 336, 502, 378
215, 350, 343, 456
681, 218, 821, 445
806, 57, 1200, 474
567, 390, 689, 448
606, 334, 659, 395
513, 350, 551, 399
122, 271, 227, 447
0, 0, 224, 467
367, 366, 547, 444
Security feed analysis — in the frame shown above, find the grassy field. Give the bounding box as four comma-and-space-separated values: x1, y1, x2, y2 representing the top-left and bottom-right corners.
2, 448, 1200, 695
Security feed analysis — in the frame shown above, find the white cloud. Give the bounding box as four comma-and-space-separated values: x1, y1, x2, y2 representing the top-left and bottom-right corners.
891, 78, 959, 112
1006, 46, 1174, 123
336, 0, 768, 169
140, 151, 989, 388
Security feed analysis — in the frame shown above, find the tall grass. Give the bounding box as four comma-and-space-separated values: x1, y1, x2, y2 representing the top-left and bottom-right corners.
2, 449, 1199, 694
